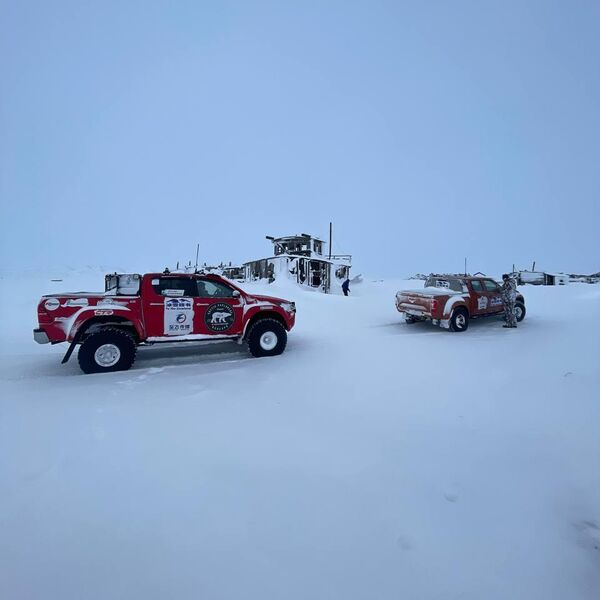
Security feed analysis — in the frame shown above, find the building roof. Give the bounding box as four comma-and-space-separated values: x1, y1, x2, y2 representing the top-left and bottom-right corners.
243, 253, 351, 267
271, 234, 325, 243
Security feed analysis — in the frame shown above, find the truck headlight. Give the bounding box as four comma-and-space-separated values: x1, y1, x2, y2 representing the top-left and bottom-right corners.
280, 302, 296, 314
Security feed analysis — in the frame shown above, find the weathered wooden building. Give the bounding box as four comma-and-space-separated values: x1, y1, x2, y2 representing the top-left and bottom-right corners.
244, 234, 351, 293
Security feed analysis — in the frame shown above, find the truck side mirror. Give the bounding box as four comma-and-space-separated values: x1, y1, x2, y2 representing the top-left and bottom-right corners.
232, 290, 241, 298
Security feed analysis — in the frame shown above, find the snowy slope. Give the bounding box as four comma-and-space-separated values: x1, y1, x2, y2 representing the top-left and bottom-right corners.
0, 269, 599, 600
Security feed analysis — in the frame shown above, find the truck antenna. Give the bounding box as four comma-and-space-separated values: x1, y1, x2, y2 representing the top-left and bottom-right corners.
195, 243, 200, 272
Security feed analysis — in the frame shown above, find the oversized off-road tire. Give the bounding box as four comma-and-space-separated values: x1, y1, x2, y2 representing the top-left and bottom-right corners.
247, 318, 287, 358
449, 308, 469, 332
514, 301, 526, 322
77, 328, 137, 374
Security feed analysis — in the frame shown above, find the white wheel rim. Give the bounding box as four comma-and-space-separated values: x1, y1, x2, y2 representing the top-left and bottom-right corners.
456, 314, 466, 328
515, 306, 522, 319
94, 343, 121, 367
259, 331, 278, 351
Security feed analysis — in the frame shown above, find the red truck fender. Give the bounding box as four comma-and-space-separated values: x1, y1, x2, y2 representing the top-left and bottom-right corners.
62, 305, 144, 342
436, 295, 469, 329
441, 295, 470, 319
241, 302, 291, 340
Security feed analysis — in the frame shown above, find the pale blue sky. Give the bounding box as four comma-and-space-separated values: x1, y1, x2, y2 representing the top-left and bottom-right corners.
1, 1, 599, 276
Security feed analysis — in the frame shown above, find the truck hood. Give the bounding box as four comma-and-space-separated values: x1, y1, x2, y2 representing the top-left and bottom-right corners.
247, 294, 291, 305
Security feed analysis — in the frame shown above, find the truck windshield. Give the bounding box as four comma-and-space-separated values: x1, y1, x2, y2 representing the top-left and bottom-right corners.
424, 277, 463, 292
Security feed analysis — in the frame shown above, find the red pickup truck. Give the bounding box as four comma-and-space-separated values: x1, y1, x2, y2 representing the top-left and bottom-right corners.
34, 272, 296, 373
395, 275, 525, 332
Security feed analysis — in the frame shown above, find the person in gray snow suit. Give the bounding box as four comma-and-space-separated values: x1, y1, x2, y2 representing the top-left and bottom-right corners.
501, 274, 518, 328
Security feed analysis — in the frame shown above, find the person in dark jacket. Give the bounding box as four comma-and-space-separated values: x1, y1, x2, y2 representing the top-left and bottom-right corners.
342, 278, 350, 296
501, 273, 518, 328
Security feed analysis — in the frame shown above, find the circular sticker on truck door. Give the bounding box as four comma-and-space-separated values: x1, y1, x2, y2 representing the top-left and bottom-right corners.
205, 303, 235, 332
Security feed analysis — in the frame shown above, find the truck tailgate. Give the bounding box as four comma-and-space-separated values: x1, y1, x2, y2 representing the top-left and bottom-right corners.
395, 291, 439, 316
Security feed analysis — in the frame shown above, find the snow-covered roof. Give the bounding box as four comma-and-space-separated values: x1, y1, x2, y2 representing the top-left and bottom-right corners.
243, 253, 351, 266
272, 234, 325, 243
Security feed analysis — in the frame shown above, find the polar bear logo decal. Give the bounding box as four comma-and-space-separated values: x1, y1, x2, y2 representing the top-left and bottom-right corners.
211, 311, 230, 324
205, 303, 235, 332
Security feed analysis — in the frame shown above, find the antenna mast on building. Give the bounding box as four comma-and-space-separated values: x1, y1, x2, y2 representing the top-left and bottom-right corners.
329, 222, 332, 260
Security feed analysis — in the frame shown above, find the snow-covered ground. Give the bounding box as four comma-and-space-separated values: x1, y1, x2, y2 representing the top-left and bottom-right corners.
1, 269, 599, 600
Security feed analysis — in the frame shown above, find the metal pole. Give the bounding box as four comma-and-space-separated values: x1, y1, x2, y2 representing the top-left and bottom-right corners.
195, 243, 200, 271
464, 257, 467, 276
329, 222, 332, 260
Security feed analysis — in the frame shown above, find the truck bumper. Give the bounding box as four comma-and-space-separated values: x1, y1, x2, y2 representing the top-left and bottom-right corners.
397, 303, 428, 318
33, 328, 50, 344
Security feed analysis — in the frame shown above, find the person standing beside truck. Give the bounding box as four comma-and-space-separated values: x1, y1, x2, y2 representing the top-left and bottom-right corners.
501, 273, 518, 328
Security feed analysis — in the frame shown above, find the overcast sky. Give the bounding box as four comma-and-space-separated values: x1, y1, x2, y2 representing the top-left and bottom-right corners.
1, 0, 599, 276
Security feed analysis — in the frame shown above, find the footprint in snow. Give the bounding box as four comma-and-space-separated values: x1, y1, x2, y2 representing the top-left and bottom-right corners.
118, 367, 166, 385
574, 520, 600, 553
137, 367, 165, 380
92, 425, 106, 441
443, 484, 460, 503
396, 534, 415, 551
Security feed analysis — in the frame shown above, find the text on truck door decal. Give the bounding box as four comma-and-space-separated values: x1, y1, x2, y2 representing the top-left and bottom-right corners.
164, 298, 194, 335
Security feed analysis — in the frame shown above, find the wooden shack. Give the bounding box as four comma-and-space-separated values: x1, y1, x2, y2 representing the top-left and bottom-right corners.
244, 234, 352, 293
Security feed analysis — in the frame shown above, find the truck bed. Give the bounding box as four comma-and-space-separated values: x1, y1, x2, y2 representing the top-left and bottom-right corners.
397, 287, 461, 298
395, 287, 464, 320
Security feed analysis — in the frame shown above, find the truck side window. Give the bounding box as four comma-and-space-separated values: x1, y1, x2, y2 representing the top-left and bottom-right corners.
471, 281, 484, 292
197, 280, 235, 298
152, 278, 198, 297
483, 280, 500, 292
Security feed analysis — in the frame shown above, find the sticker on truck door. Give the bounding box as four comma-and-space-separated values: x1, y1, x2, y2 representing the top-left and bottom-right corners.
164, 298, 194, 335
205, 303, 235, 332
477, 296, 488, 310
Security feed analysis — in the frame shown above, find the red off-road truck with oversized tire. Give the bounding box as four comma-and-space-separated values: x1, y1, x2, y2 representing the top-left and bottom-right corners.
395, 275, 525, 332
34, 272, 296, 374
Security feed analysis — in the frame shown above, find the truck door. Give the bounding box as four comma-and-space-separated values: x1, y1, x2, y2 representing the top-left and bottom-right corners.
193, 278, 244, 336
469, 279, 489, 315
482, 279, 503, 313
143, 276, 201, 338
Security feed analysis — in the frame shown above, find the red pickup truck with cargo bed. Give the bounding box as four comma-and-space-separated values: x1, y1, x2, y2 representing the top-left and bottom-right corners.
395, 275, 525, 332
34, 272, 296, 373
